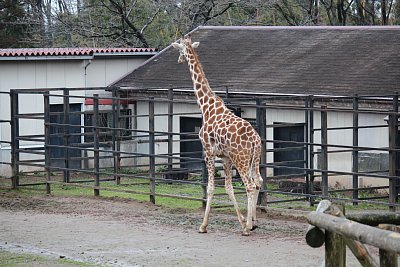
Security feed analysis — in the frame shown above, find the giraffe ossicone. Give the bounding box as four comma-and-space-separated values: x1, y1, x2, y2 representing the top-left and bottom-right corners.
172, 36, 263, 236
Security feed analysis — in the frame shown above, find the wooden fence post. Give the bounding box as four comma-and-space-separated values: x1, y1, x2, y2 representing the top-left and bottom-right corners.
325, 203, 346, 267
305, 199, 331, 248
378, 224, 399, 267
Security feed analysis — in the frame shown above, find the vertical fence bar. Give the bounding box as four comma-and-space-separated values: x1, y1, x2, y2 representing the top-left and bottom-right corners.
304, 97, 310, 200
352, 95, 359, 205
308, 96, 315, 205
321, 105, 329, 198
168, 88, 174, 174
149, 97, 156, 204
393, 94, 399, 210
112, 88, 121, 185
10, 90, 19, 189
93, 94, 100, 196
388, 110, 398, 212
63, 89, 70, 183
44, 92, 51, 194
256, 98, 267, 206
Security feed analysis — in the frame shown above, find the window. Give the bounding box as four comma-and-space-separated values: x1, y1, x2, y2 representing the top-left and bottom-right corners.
84, 109, 131, 143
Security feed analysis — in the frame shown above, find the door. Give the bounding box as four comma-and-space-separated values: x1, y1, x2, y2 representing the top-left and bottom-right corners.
180, 117, 203, 170
273, 124, 305, 177
49, 104, 82, 169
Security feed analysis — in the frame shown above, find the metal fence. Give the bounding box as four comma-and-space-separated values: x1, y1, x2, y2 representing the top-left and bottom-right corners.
0, 87, 399, 210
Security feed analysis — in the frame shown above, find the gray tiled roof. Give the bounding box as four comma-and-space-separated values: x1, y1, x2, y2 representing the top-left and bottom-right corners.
114, 26, 400, 97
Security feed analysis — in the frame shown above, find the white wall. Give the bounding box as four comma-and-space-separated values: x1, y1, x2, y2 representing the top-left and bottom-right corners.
0, 56, 150, 176
132, 100, 390, 188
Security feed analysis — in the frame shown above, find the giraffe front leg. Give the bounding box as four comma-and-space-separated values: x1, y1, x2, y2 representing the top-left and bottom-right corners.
199, 155, 215, 233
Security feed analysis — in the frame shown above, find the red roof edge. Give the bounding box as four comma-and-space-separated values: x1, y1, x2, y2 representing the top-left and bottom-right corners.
0, 47, 157, 57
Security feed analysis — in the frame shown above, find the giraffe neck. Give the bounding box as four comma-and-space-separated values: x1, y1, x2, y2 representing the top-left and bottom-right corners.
184, 47, 221, 117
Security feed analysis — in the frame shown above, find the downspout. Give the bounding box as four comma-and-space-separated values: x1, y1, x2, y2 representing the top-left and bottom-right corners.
84, 59, 92, 88
83, 59, 92, 168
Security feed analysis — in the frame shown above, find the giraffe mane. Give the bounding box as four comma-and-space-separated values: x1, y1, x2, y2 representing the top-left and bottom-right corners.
185, 42, 216, 98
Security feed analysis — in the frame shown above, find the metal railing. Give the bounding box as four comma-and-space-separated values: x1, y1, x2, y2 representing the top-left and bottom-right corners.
1, 87, 399, 210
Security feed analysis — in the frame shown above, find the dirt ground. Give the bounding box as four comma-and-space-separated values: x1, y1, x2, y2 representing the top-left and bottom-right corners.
0, 191, 365, 267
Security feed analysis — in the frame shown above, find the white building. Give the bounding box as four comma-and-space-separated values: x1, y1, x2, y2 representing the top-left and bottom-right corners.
0, 47, 157, 176
112, 26, 400, 190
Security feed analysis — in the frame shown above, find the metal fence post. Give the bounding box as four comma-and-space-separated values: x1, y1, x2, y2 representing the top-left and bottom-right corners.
321, 105, 329, 198
10, 90, 19, 189
93, 94, 100, 196
388, 110, 398, 212
308, 96, 315, 206
256, 98, 267, 206
44, 92, 51, 194
352, 95, 359, 205
112, 88, 121, 185
168, 88, 174, 174
63, 88, 70, 183
149, 97, 156, 204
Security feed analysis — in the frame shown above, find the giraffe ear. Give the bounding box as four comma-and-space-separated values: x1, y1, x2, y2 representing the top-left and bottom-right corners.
171, 42, 183, 50
192, 42, 200, 48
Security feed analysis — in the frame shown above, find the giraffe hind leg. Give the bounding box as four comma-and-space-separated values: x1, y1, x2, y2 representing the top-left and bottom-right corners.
222, 158, 246, 229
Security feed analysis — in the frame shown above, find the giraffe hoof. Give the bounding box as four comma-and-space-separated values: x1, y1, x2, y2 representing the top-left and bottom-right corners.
242, 230, 251, 236
251, 225, 258, 231
198, 226, 208, 233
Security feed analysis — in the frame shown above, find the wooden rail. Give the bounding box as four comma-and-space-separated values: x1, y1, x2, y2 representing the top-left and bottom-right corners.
306, 200, 400, 267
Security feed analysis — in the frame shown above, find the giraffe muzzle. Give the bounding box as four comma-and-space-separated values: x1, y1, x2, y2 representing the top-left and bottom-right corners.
178, 55, 185, 64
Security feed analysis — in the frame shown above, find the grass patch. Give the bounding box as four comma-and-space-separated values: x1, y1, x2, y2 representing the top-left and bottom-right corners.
0, 250, 96, 267
1, 172, 393, 212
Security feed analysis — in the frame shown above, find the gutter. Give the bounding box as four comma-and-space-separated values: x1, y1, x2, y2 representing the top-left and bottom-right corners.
0, 55, 94, 61
0, 52, 157, 61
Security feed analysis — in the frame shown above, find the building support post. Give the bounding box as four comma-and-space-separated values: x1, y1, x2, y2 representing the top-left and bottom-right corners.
321, 106, 329, 198
112, 88, 121, 185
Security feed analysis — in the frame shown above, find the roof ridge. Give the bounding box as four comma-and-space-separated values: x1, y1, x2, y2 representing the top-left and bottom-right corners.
197, 25, 400, 30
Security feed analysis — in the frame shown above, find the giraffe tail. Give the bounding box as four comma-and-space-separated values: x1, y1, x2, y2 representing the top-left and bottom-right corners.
248, 143, 260, 180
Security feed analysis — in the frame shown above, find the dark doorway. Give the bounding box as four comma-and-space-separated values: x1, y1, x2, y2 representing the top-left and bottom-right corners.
180, 117, 203, 170
49, 104, 82, 169
273, 123, 305, 177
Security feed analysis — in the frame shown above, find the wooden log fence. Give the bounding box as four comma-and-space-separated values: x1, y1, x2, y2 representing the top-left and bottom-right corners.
306, 200, 400, 267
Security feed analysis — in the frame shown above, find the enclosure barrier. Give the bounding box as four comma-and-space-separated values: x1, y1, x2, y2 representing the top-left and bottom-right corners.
0, 91, 12, 188
306, 200, 400, 267
0, 87, 399, 210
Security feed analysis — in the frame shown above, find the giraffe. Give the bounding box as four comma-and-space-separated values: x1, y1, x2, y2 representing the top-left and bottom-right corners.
172, 36, 263, 236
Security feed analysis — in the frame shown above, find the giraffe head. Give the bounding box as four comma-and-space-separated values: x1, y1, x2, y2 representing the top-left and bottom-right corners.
171, 36, 200, 64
